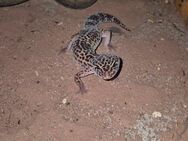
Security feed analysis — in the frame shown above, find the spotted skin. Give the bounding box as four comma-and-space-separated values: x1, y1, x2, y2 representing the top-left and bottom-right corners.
63, 12, 130, 94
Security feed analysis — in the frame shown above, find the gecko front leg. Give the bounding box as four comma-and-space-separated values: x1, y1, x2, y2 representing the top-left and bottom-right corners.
74, 67, 94, 94
58, 32, 79, 55
102, 30, 116, 51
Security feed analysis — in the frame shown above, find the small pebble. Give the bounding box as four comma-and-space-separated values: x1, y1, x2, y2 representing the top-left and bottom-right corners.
62, 98, 67, 104
147, 19, 154, 23
35, 71, 39, 76
183, 104, 187, 108
152, 111, 162, 118
13, 56, 17, 60
157, 64, 161, 71
57, 22, 63, 26
60, 76, 64, 80
165, 0, 168, 3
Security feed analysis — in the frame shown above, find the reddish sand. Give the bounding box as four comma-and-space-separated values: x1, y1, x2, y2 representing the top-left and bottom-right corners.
0, 0, 188, 141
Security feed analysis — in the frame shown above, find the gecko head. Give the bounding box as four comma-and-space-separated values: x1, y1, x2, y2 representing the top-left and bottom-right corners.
94, 54, 123, 80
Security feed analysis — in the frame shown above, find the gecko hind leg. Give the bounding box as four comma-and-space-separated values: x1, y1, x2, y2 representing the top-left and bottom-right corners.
74, 67, 94, 94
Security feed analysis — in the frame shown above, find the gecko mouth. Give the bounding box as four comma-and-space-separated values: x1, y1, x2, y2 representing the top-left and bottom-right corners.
105, 57, 123, 81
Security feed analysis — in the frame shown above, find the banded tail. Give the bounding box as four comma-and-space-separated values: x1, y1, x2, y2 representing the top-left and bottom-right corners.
84, 12, 131, 32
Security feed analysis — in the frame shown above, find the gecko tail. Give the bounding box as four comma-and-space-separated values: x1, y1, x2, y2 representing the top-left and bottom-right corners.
84, 12, 131, 32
